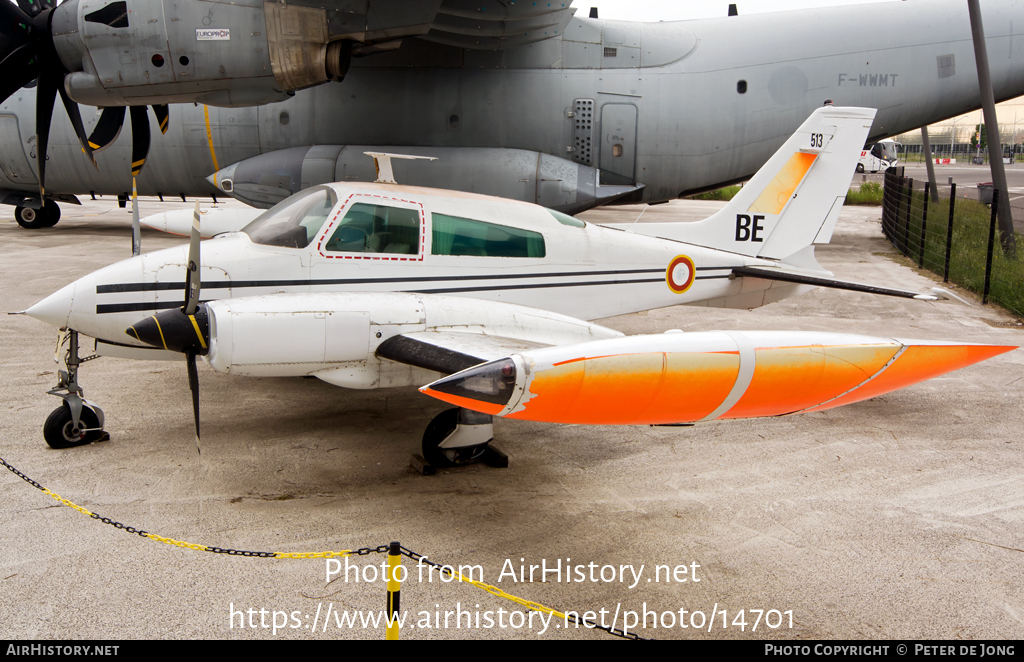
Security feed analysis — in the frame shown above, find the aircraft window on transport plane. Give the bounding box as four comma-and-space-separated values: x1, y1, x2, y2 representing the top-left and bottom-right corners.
324, 202, 420, 255
431, 213, 546, 258
243, 186, 338, 249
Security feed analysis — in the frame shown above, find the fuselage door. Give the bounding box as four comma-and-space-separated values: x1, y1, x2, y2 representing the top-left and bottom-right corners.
0, 115, 38, 186
599, 103, 637, 184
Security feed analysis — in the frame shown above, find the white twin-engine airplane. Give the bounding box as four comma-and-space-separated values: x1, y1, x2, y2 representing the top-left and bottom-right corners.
24, 107, 1015, 469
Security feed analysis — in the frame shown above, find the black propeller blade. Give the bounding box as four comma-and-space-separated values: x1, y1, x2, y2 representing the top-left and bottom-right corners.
125, 203, 206, 453
34, 66, 59, 203
152, 104, 170, 134
85, 104, 167, 174
0, 44, 40, 110
129, 105, 151, 177
86, 107, 125, 152
58, 81, 96, 168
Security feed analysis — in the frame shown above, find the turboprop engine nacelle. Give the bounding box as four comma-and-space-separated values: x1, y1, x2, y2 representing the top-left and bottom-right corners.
52, 0, 351, 107
203, 292, 623, 387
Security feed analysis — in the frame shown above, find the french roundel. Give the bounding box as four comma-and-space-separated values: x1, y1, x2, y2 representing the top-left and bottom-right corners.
666, 255, 695, 294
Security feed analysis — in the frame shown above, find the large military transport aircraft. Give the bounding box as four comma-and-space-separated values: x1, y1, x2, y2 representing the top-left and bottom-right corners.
20, 107, 1015, 468
3, 0, 1024, 226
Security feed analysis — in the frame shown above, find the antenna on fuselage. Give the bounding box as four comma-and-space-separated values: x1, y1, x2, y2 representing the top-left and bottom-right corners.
364, 152, 438, 184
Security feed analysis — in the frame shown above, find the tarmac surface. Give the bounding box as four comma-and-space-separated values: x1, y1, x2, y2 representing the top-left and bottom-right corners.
1, 196, 1022, 640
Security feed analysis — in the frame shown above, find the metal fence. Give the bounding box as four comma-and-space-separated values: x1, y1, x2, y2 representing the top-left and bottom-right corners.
881, 167, 1024, 317
897, 145, 1023, 164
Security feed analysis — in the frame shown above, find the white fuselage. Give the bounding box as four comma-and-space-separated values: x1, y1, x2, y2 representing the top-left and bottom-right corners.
34, 182, 801, 351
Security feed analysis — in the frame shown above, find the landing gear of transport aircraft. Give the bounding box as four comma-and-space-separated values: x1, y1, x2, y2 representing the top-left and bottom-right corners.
412, 408, 508, 474
15, 204, 60, 229
43, 330, 109, 449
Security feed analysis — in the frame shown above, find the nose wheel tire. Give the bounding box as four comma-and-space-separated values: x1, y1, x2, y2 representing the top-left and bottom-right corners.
43, 404, 104, 449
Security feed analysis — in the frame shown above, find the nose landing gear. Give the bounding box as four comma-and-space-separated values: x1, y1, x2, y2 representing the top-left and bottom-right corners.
412, 407, 508, 475
43, 330, 109, 449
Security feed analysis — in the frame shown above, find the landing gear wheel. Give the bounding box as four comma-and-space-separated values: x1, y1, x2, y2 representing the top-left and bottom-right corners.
40, 204, 60, 227
15, 205, 45, 229
855, 163, 865, 173
421, 408, 490, 468
43, 404, 103, 449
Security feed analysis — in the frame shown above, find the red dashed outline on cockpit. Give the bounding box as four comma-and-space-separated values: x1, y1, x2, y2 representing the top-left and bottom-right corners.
316, 193, 426, 262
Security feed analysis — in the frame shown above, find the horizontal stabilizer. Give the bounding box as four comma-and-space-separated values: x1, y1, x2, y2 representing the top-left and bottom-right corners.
733, 266, 940, 300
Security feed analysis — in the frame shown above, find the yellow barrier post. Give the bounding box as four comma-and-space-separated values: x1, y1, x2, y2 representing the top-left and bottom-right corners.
386, 541, 401, 640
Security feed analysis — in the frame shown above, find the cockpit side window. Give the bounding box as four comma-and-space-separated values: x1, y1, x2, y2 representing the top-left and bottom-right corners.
432, 213, 546, 258
323, 203, 421, 254
243, 187, 337, 248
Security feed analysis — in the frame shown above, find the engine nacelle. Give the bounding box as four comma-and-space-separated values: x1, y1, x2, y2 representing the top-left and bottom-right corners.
52, 0, 351, 107
204, 292, 621, 388
49, 0, 573, 108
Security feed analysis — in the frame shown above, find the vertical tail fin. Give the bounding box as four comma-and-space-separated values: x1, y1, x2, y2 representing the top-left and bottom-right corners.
631, 106, 876, 264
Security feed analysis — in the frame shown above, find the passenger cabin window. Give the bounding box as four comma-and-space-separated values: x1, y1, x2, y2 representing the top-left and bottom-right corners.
324, 202, 420, 254
243, 187, 337, 248
432, 213, 546, 258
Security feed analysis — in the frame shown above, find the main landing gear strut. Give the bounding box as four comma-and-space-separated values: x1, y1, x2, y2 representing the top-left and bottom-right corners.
43, 330, 109, 449
412, 407, 508, 475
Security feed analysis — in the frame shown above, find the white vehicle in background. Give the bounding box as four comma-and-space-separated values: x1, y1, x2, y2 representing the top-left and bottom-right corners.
856, 139, 901, 173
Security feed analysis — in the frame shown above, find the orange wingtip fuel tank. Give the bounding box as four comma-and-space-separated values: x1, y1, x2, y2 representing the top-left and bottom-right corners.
419, 332, 1016, 425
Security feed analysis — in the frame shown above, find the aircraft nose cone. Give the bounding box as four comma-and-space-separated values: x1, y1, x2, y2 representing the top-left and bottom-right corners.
25, 281, 76, 330
127, 305, 209, 355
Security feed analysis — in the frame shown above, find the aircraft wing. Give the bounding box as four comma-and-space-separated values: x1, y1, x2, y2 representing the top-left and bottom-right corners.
376, 331, 551, 375
322, 0, 577, 52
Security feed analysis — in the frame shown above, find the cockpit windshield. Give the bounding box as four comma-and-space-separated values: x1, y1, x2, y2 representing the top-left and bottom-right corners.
242, 187, 338, 248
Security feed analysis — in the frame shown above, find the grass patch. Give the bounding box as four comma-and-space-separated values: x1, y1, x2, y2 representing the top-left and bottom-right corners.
886, 190, 1024, 317
845, 181, 883, 205
688, 185, 742, 201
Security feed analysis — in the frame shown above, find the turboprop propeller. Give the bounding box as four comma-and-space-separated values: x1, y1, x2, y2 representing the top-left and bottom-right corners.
0, 0, 96, 202
0, 0, 169, 203
125, 202, 207, 453
85, 104, 170, 176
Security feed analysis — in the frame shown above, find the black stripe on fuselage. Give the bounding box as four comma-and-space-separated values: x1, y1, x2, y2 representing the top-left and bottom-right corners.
93, 267, 717, 294
94, 274, 737, 317
96, 267, 738, 294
